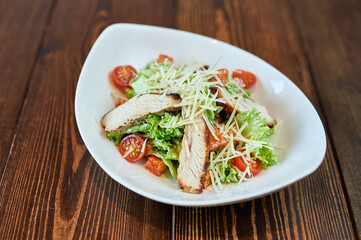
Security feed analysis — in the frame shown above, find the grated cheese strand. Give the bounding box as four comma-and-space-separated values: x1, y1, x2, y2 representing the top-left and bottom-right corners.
130, 60, 277, 193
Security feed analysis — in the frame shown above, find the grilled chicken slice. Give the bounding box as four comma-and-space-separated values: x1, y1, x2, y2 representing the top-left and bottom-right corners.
177, 116, 210, 194
101, 93, 181, 132
208, 126, 227, 151
211, 87, 276, 127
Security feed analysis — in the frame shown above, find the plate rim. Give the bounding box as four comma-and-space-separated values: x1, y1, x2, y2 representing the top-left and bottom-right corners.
75, 23, 327, 207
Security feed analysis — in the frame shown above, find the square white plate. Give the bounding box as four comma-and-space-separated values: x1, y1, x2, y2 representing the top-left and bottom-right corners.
75, 23, 326, 206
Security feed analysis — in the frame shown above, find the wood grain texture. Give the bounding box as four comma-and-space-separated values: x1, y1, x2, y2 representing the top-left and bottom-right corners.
0, 0, 359, 239
174, 0, 356, 239
291, 0, 361, 236
0, 0, 55, 176
0, 0, 175, 238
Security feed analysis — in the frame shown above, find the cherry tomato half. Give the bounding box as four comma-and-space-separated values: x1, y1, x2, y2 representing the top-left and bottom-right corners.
115, 98, 126, 107
232, 69, 257, 89
112, 65, 137, 88
234, 156, 262, 176
209, 69, 229, 85
119, 134, 146, 162
156, 54, 173, 63
216, 69, 229, 85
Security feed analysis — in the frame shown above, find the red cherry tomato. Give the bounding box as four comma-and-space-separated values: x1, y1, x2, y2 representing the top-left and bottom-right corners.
115, 98, 126, 107
232, 69, 257, 89
119, 134, 146, 162
156, 54, 173, 63
234, 156, 262, 176
216, 69, 229, 85
209, 69, 229, 85
112, 65, 137, 88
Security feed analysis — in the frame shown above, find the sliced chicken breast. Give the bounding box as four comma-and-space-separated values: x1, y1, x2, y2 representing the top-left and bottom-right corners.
211, 87, 276, 127
101, 93, 182, 132
177, 116, 210, 194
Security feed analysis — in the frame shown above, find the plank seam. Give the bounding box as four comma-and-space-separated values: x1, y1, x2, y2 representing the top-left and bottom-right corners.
288, 1, 359, 238
172, 205, 175, 240
0, 0, 59, 182
172, 1, 179, 239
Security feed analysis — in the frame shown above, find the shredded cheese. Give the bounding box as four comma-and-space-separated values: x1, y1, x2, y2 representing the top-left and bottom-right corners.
132, 61, 276, 192
140, 138, 148, 153
122, 146, 134, 158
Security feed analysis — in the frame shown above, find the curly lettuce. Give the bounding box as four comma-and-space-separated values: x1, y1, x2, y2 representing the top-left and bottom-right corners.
107, 112, 184, 178
236, 108, 277, 168
130, 62, 172, 95
225, 78, 252, 99
218, 163, 240, 183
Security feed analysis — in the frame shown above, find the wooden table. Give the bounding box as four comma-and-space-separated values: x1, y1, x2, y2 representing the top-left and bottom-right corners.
0, 0, 360, 239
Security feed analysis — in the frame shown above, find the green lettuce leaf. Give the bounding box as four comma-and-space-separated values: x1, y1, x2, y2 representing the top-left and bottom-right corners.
225, 82, 239, 95
221, 164, 240, 183
206, 90, 223, 123
124, 88, 136, 98
107, 112, 184, 178
107, 124, 152, 146
212, 161, 240, 184
130, 62, 172, 95
225, 79, 252, 99
131, 77, 152, 95
236, 108, 278, 168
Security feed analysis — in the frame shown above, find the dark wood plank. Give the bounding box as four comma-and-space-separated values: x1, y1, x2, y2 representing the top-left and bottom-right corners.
0, 0, 55, 175
291, 0, 361, 236
174, 0, 356, 239
0, 0, 175, 238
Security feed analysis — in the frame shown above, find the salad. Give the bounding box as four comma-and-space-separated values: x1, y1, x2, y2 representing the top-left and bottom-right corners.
101, 54, 279, 194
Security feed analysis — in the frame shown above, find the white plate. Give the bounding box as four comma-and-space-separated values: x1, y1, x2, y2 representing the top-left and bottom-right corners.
75, 23, 326, 206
